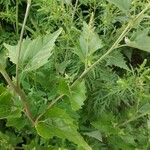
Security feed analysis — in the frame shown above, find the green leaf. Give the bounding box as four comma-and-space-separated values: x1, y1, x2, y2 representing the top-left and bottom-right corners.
0, 50, 7, 69
125, 28, 150, 53
74, 22, 103, 65
138, 103, 150, 114
107, 0, 131, 13
69, 81, 86, 111
6, 117, 25, 130
4, 28, 62, 72
35, 107, 91, 150
106, 51, 129, 70
58, 78, 70, 95
83, 130, 102, 142
0, 85, 21, 119
91, 112, 120, 135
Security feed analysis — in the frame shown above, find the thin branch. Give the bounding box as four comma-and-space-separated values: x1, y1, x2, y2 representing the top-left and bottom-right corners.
0, 69, 34, 125
16, 0, 19, 36
71, 0, 79, 22
117, 111, 150, 127
16, 0, 31, 87
34, 94, 64, 125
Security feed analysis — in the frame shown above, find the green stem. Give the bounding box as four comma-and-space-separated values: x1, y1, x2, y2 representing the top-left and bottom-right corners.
34, 94, 64, 125
0, 69, 34, 125
16, 0, 19, 36
71, 0, 79, 22
16, 0, 31, 87
117, 111, 150, 127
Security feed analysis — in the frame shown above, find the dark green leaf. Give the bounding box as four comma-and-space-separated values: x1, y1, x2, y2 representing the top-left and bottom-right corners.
0, 85, 21, 119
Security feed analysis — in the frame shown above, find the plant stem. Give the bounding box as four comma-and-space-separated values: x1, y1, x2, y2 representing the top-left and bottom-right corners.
16, 0, 31, 87
34, 94, 64, 124
117, 111, 150, 127
35, 2, 150, 124
71, 0, 79, 22
0, 69, 34, 125
16, 0, 19, 36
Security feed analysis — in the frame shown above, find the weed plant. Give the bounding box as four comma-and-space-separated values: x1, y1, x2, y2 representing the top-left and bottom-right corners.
0, 0, 150, 149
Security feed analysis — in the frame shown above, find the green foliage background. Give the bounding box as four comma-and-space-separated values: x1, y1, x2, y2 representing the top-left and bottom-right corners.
0, 0, 150, 149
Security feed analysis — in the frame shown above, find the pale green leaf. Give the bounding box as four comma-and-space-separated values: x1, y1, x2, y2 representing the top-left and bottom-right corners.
69, 81, 86, 111
35, 107, 91, 150
83, 130, 102, 142
107, 0, 131, 12
125, 28, 150, 53
4, 28, 62, 72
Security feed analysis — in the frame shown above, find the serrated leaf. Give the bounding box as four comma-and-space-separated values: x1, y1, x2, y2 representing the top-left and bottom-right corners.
107, 0, 131, 13
35, 107, 91, 150
74, 22, 103, 64
69, 81, 86, 111
125, 28, 150, 53
106, 51, 129, 70
4, 28, 62, 72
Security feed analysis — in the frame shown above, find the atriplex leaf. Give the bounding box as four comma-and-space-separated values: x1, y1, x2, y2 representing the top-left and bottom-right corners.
4, 28, 62, 72
107, 0, 131, 13
69, 81, 86, 111
35, 107, 91, 150
125, 28, 150, 53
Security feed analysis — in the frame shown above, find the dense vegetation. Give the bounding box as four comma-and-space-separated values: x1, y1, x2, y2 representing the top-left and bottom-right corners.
0, 0, 150, 149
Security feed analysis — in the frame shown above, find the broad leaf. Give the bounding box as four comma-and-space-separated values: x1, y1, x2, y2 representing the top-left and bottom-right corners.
74, 22, 103, 65
106, 51, 129, 70
107, 0, 131, 13
35, 107, 91, 150
125, 28, 150, 53
4, 28, 62, 72
69, 81, 86, 111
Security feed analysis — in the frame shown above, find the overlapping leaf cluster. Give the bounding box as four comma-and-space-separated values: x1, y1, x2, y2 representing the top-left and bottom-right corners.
0, 0, 150, 149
